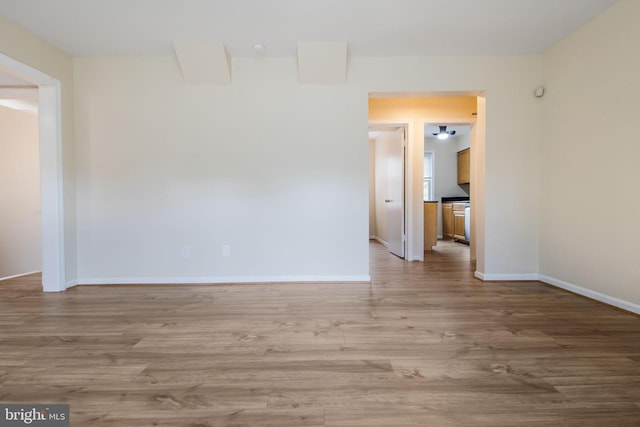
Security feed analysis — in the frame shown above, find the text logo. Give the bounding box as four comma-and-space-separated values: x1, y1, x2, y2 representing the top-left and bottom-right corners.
0, 405, 69, 427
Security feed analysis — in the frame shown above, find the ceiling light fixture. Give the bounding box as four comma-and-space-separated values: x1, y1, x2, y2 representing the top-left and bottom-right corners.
433, 125, 456, 140
253, 43, 265, 53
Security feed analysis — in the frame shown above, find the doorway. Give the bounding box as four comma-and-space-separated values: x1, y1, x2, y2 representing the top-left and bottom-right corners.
0, 53, 66, 292
368, 92, 486, 275
423, 121, 475, 262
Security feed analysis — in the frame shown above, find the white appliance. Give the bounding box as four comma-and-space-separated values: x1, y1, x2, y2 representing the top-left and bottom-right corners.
464, 205, 471, 242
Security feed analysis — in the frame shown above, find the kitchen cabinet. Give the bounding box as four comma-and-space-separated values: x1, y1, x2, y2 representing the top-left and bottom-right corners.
423, 202, 438, 250
443, 202, 468, 242
442, 203, 453, 239
454, 210, 466, 241
457, 148, 470, 185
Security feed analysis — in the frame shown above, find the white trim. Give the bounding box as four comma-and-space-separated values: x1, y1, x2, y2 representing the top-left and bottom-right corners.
38, 84, 66, 292
0, 53, 66, 293
475, 271, 539, 281
0, 270, 42, 282
74, 276, 372, 286
423, 117, 477, 126
66, 279, 79, 289
539, 275, 640, 315
373, 237, 389, 248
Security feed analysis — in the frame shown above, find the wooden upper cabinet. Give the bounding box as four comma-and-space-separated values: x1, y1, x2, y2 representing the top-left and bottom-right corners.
457, 148, 470, 185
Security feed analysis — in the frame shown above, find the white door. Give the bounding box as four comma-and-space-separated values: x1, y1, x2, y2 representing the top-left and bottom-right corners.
386, 128, 405, 258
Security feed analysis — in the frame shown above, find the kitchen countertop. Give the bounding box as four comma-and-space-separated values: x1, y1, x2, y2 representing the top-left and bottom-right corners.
442, 196, 470, 203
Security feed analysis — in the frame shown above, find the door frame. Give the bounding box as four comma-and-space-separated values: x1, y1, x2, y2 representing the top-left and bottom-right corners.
0, 53, 66, 292
369, 120, 414, 260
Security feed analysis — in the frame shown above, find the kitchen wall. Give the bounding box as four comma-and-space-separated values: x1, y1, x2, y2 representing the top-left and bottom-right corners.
457, 132, 471, 151
424, 133, 468, 238
0, 106, 40, 279
540, 0, 640, 308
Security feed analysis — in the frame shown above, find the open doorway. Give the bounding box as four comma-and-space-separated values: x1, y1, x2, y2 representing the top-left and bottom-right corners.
0, 53, 66, 292
0, 83, 40, 282
368, 93, 486, 274
424, 122, 475, 265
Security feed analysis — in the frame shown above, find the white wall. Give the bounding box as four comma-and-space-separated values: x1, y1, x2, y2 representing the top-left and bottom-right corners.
74, 57, 370, 282
73, 53, 542, 283
457, 132, 471, 151
0, 106, 40, 278
425, 135, 468, 238
541, 0, 640, 308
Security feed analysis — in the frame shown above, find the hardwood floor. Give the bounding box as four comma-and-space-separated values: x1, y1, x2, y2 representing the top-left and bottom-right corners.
1, 242, 640, 426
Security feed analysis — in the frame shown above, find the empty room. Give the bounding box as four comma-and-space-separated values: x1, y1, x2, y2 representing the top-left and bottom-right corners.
0, 1, 639, 425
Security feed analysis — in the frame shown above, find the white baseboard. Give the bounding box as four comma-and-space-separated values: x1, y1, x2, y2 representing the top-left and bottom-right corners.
373, 237, 389, 248
74, 275, 372, 286
539, 275, 640, 315
0, 270, 41, 282
475, 271, 539, 281
65, 279, 79, 289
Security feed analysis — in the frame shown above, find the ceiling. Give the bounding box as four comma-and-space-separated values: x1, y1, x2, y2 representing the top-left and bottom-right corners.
0, 0, 619, 57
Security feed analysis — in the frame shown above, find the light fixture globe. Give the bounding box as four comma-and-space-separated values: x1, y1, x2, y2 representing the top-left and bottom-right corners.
433, 125, 456, 140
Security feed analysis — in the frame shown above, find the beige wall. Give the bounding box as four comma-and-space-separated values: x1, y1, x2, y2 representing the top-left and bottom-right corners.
0, 106, 40, 278
541, 0, 640, 307
369, 97, 477, 120
0, 17, 77, 284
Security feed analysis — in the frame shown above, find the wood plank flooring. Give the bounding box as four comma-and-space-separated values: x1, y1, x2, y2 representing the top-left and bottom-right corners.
1, 241, 640, 426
